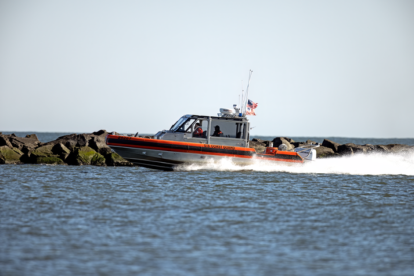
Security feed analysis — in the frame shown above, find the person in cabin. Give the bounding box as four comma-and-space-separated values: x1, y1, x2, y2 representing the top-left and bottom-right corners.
193, 123, 203, 137
212, 125, 223, 137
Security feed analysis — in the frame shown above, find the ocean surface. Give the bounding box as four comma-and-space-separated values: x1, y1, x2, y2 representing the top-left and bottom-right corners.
1, 132, 414, 276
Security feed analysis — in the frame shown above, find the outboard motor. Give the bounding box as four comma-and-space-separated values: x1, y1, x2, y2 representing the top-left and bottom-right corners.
293, 144, 320, 161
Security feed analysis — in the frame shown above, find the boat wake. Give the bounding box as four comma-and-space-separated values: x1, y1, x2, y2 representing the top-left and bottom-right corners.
175, 152, 414, 176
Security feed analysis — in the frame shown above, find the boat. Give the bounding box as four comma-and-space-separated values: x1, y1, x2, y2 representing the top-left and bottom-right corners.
105, 106, 319, 171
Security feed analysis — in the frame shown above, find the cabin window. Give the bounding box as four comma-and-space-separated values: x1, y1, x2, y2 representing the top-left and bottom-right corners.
210, 120, 245, 139
170, 117, 187, 132
171, 117, 196, 133
192, 119, 207, 138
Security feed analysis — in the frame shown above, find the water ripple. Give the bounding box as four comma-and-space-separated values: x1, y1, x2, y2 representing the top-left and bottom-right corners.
0, 165, 413, 276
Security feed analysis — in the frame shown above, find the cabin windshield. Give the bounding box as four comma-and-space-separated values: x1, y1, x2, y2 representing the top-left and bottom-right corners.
171, 117, 197, 133
170, 117, 188, 132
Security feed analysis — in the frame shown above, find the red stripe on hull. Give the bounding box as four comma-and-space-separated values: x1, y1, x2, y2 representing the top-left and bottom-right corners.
109, 142, 253, 159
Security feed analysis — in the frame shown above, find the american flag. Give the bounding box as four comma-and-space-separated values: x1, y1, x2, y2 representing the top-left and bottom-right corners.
247, 99, 258, 109
246, 99, 258, 116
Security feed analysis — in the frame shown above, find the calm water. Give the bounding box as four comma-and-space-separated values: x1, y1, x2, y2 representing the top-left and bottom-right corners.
1, 132, 414, 275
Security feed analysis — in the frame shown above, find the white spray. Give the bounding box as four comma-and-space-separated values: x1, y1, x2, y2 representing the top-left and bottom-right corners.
175, 152, 414, 176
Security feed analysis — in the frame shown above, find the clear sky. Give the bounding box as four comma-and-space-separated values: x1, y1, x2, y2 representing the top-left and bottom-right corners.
1, 0, 413, 137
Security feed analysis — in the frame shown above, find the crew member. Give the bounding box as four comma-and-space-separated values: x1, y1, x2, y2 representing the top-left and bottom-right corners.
212, 125, 223, 137
193, 123, 203, 137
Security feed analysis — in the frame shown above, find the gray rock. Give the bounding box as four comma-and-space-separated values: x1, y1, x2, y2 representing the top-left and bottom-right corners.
252, 138, 265, 143
272, 137, 294, 150
76, 134, 89, 147
8, 136, 39, 151
249, 140, 266, 153
65, 140, 77, 151
315, 146, 336, 158
0, 145, 23, 164
30, 145, 64, 164
0, 135, 13, 148
360, 144, 376, 153
45, 133, 80, 149
338, 144, 354, 155
89, 136, 112, 156
52, 143, 71, 161
106, 153, 134, 166
374, 145, 389, 153
93, 129, 107, 136
322, 139, 341, 153
291, 142, 306, 148
25, 134, 39, 141
381, 144, 414, 154
67, 146, 105, 166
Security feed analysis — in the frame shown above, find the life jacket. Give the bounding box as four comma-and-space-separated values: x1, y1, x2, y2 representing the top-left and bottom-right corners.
213, 130, 222, 137
194, 127, 203, 137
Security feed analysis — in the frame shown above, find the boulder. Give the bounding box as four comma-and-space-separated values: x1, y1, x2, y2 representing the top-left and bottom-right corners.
249, 140, 266, 153
52, 143, 71, 161
337, 144, 354, 155
93, 129, 107, 136
291, 142, 306, 148
91, 153, 106, 166
65, 140, 77, 151
68, 146, 106, 166
306, 140, 317, 145
31, 145, 55, 158
30, 144, 65, 164
337, 143, 369, 155
25, 134, 39, 141
252, 138, 265, 143
76, 134, 89, 147
89, 136, 113, 156
55, 133, 77, 141
374, 145, 389, 153
20, 144, 38, 163
106, 153, 134, 166
0, 146, 23, 164
272, 137, 294, 150
34, 156, 65, 165
380, 144, 414, 154
0, 135, 13, 148
284, 137, 295, 143
351, 145, 366, 154
315, 146, 336, 158
322, 139, 341, 153
10, 138, 25, 151
44, 133, 78, 148
361, 144, 376, 153
9, 136, 40, 151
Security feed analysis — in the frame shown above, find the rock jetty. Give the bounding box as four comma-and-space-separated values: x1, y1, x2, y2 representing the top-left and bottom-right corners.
0, 131, 413, 165
250, 137, 414, 158
0, 130, 133, 166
